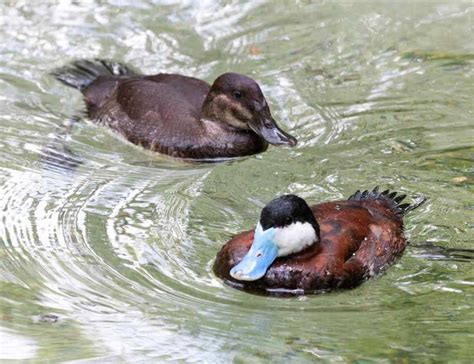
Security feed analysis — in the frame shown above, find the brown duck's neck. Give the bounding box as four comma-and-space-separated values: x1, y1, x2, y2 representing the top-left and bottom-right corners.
201, 92, 220, 122
177, 121, 265, 159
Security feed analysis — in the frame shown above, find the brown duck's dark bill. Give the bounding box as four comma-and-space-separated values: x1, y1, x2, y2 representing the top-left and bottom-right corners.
249, 116, 297, 147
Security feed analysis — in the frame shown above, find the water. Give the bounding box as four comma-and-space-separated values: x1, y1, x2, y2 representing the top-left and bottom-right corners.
1, 1, 473, 362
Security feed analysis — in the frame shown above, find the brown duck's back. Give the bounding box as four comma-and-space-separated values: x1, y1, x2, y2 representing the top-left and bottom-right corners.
83, 73, 211, 119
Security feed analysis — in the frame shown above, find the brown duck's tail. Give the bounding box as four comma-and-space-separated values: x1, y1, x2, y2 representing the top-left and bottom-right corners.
51, 59, 136, 91
348, 186, 427, 216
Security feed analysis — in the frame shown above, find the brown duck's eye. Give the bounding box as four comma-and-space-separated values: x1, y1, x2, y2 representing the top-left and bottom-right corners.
232, 90, 242, 99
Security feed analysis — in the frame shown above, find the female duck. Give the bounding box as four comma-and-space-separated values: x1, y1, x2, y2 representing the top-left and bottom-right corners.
53, 59, 296, 160
214, 187, 425, 293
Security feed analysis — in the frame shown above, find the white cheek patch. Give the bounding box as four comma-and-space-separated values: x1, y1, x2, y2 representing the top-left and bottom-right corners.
274, 222, 317, 256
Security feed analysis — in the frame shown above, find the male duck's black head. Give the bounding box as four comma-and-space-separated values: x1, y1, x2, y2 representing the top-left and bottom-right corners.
202, 73, 297, 147
230, 194, 320, 281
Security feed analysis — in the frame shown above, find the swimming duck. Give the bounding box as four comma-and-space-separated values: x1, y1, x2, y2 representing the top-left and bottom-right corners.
52, 59, 296, 160
214, 187, 425, 294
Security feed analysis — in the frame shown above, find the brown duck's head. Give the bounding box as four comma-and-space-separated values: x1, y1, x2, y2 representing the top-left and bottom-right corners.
202, 72, 297, 147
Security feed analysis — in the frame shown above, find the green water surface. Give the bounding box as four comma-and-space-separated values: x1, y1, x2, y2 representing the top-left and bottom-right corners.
1, 1, 473, 362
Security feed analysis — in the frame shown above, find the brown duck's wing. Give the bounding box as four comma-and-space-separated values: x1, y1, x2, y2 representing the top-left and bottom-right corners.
83, 75, 135, 115
92, 78, 205, 153
145, 73, 211, 111
84, 73, 210, 122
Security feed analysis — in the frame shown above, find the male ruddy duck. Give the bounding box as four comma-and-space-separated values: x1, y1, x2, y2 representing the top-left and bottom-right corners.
214, 187, 426, 294
52, 59, 296, 160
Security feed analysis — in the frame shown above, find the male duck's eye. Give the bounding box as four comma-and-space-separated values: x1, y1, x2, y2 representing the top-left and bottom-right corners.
232, 90, 242, 99
285, 217, 292, 225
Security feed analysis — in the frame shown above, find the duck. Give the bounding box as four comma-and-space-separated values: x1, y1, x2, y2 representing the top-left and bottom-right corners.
214, 187, 426, 294
52, 59, 297, 160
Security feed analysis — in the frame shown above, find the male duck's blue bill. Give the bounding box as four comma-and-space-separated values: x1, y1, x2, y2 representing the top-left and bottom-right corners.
230, 224, 278, 281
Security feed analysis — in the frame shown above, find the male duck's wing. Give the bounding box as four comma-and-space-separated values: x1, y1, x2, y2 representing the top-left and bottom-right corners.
340, 216, 406, 285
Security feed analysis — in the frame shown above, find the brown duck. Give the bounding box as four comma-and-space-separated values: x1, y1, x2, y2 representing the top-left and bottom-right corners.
52, 59, 296, 160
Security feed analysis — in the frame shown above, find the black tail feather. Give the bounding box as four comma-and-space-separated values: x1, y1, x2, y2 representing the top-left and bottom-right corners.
51, 59, 136, 91
394, 194, 406, 203
348, 186, 426, 216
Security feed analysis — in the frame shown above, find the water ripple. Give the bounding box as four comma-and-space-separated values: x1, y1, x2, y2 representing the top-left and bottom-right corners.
1, 0, 473, 362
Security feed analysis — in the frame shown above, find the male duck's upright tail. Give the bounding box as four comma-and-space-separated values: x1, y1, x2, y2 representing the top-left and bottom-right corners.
51, 59, 136, 91
348, 186, 427, 217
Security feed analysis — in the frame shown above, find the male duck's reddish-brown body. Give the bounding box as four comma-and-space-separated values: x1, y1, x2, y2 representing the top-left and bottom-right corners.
214, 188, 424, 293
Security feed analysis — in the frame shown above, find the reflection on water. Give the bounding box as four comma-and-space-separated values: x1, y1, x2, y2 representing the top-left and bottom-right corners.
40, 116, 83, 172
1, 1, 473, 362
412, 243, 474, 263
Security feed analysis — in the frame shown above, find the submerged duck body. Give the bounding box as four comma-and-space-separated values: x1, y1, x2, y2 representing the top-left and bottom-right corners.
53, 59, 296, 160
214, 188, 425, 294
